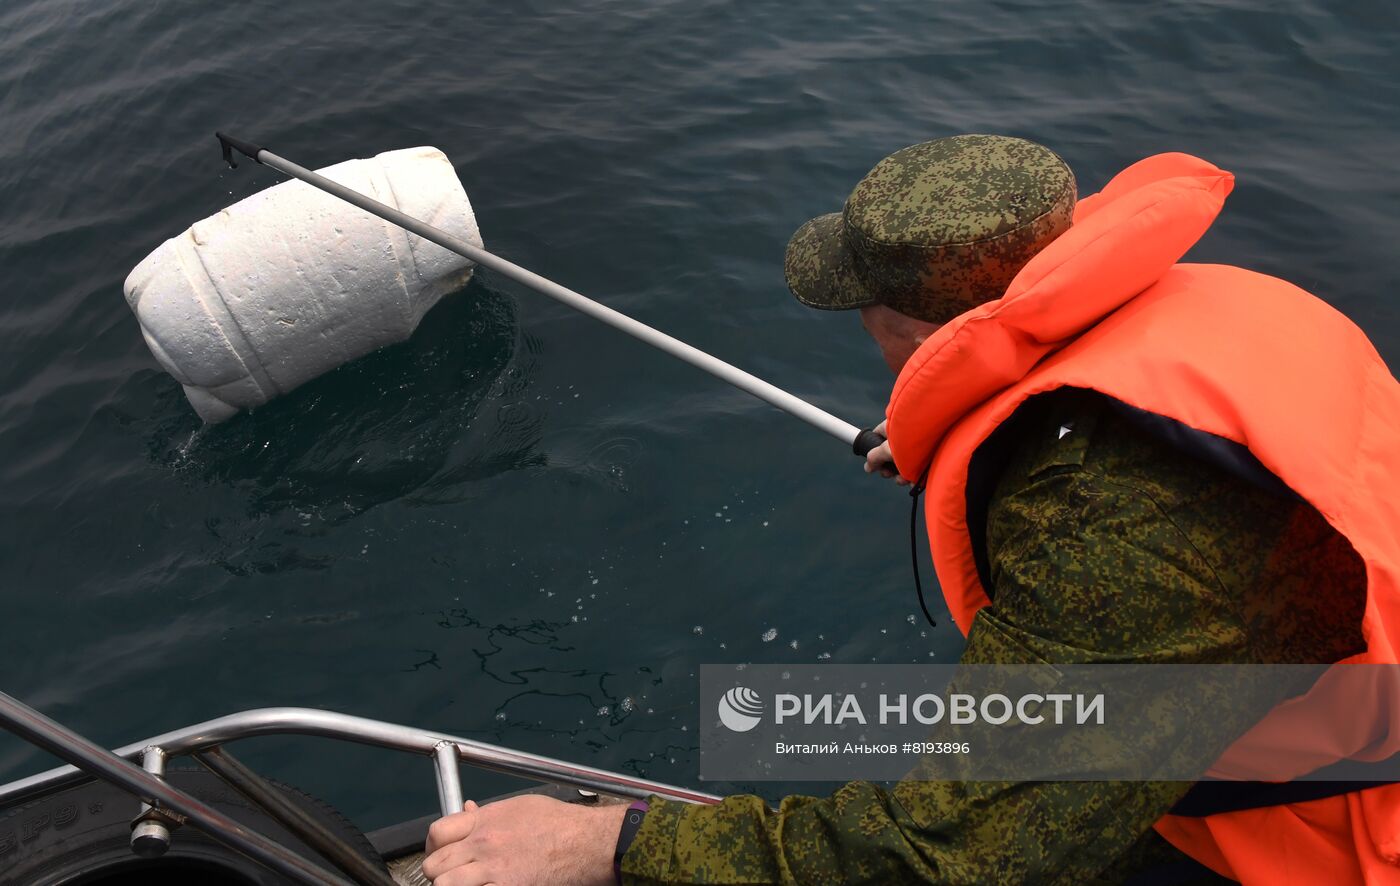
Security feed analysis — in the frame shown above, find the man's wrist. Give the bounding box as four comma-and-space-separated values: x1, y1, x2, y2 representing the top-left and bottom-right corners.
585, 803, 631, 886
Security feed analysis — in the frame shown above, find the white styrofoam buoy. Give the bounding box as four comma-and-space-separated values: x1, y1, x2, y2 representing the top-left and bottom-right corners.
123, 146, 480, 422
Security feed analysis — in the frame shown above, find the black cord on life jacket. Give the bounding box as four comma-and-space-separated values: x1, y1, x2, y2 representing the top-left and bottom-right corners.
909, 466, 936, 627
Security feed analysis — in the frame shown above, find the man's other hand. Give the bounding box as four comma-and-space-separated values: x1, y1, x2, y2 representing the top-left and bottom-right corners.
422, 795, 627, 886
863, 420, 910, 486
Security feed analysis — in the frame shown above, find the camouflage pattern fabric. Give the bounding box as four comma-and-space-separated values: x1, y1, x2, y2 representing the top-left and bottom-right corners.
784, 135, 1076, 324
621, 389, 1366, 885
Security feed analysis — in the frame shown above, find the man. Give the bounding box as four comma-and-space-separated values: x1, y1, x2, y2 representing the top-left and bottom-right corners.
422, 136, 1400, 884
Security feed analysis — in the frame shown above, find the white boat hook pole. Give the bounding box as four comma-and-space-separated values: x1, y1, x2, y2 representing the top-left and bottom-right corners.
215, 133, 888, 459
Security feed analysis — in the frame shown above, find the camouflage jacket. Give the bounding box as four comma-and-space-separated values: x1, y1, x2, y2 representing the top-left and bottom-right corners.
621, 388, 1366, 885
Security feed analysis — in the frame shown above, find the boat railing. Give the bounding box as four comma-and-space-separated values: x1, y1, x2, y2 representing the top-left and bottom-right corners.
0, 691, 719, 885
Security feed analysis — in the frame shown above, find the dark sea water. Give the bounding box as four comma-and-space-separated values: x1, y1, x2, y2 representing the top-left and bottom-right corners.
1, 0, 1398, 830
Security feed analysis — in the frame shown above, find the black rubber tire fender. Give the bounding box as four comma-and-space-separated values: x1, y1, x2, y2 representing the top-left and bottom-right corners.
0, 767, 387, 885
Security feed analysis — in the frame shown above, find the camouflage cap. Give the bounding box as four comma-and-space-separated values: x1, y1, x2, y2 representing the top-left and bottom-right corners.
784, 134, 1077, 324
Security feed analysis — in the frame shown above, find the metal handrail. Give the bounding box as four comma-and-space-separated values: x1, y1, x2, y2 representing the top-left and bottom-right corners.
0, 692, 354, 885
0, 705, 722, 808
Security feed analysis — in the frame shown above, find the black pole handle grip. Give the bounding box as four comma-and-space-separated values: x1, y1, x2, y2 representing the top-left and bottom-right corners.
852, 427, 885, 458
853, 426, 903, 478
215, 132, 265, 169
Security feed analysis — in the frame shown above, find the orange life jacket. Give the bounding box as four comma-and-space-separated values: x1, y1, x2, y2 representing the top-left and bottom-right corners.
884, 152, 1400, 884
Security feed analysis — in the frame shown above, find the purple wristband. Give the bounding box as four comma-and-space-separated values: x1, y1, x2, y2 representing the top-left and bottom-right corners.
613, 800, 650, 883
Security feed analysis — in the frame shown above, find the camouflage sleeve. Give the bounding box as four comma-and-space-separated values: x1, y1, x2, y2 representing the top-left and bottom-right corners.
621, 390, 1352, 885
621, 776, 1204, 885
621, 782, 939, 885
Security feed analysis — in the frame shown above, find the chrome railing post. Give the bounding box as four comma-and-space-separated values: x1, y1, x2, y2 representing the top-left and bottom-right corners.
433, 740, 465, 817
130, 745, 173, 858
